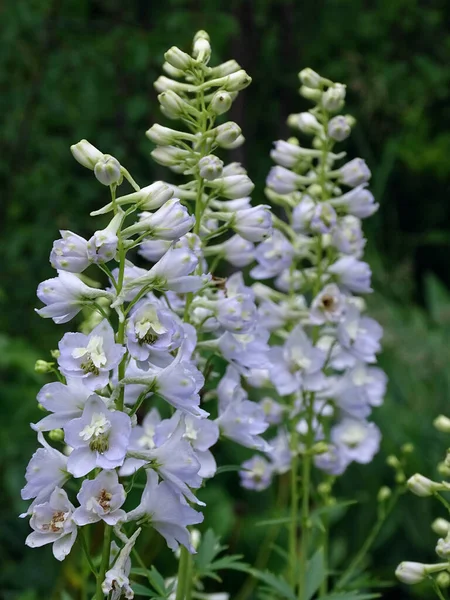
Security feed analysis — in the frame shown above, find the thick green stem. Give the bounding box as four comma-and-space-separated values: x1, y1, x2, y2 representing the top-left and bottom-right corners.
96, 524, 112, 600
175, 545, 192, 600
289, 447, 299, 587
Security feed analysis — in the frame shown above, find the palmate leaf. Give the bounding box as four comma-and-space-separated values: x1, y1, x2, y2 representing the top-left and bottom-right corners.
305, 549, 326, 600
131, 566, 175, 598
251, 570, 296, 600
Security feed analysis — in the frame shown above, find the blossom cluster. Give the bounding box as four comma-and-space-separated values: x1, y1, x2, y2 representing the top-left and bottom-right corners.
235, 68, 387, 492
22, 31, 386, 600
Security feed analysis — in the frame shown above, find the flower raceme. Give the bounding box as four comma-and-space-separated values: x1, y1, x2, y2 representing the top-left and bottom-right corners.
23, 35, 386, 600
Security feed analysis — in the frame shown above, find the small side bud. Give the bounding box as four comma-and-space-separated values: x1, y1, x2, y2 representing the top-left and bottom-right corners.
299, 68, 322, 88
210, 91, 233, 115
50, 349, 60, 359
198, 155, 224, 181
437, 572, 450, 588
435, 415, 450, 433
192, 31, 211, 63
438, 462, 450, 477
328, 115, 351, 141
401, 443, 414, 454
35, 360, 54, 374
158, 90, 190, 119
311, 441, 329, 455
322, 83, 346, 112
164, 46, 193, 71
48, 429, 65, 442
299, 86, 322, 101
432, 518, 450, 537
377, 486, 392, 502
407, 473, 441, 497
386, 454, 400, 468
214, 122, 243, 148
209, 59, 241, 78
223, 70, 252, 92
287, 112, 323, 135
395, 561, 428, 585
94, 155, 122, 186
70, 139, 105, 170
436, 535, 450, 559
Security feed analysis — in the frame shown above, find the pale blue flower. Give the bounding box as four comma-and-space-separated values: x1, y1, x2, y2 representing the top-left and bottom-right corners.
73, 470, 126, 526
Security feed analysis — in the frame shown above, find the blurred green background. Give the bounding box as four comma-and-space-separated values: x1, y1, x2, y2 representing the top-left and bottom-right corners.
2, 0, 450, 598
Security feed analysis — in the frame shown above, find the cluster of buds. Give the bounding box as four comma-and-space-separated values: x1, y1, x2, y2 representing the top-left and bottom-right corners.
396, 416, 450, 593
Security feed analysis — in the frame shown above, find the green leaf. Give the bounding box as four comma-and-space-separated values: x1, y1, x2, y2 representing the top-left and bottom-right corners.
256, 516, 291, 527
194, 529, 227, 572
131, 583, 156, 598
251, 570, 296, 600
305, 549, 326, 600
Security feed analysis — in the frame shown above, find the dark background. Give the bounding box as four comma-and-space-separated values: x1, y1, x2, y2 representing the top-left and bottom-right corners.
2, 1, 450, 598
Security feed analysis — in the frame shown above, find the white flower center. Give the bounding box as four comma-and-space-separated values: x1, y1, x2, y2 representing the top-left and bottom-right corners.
340, 423, 365, 448
72, 335, 107, 371
79, 413, 111, 442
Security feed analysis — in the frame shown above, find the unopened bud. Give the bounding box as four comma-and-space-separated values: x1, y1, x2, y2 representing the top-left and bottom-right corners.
198, 155, 223, 181
49, 429, 64, 442
158, 90, 194, 120
94, 155, 122, 186
300, 86, 322, 101
210, 91, 233, 115
35, 360, 54, 374
164, 46, 193, 71
287, 112, 322, 135
70, 139, 105, 170
299, 68, 322, 88
436, 536, 450, 559
146, 124, 184, 146
435, 415, 450, 433
386, 455, 400, 469
311, 441, 329, 455
432, 518, 450, 537
407, 473, 441, 497
222, 70, 252, 92
209, 60, 241, 78
377, 486, 392, 502
328, 115, 351, 141
317, 482, 332, 496
162, 62, 185, 79
50, 349, 60, 359
438, 462, 450, 477
214, 122, 243, 148
395, 561, 428, 585
322, 83, 346, 112
437, 572, 450, 588
401, 443, 414, 454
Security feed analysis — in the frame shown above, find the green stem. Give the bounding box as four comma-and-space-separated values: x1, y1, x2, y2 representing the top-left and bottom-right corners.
298, 406, 313, 600
96, 524, 112, 600
319, 513, 328, 596
432, 578, 447, 600
176, 545, 192, 600
80, 527, 98, 577
335, 489, 400, 590
289, 446, 299, 587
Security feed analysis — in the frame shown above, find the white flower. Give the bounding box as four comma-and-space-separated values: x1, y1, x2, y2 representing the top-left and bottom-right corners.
73, 470, 126, 526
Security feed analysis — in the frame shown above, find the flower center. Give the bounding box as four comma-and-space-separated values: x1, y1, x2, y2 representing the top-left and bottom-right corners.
72, 335, 107, 375
80, 412, 111, 452
50, 510, 66, 532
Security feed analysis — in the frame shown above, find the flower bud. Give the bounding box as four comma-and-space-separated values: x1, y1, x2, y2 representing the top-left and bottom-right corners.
311, 441, 329, 455
433, 518, 450, 537
214, 122, 243, 148
435, 415, 450, 433
158, 90, 191, 118
151, 146, 193, 169
223, 70, 252, 92
209, 59, 241, 78
437, 572, 450, 588
70, 139, 105, 170
94, 155, 122, 186
436, 536, 450, 559
395, 562, 428, 585
50, 349, 60, 359
328, 115, 351, 141
162, 62, 185, 79
299, 86, 322, 101
438, 462, 450, 477
339, 158, 371, 188
154, 76, 182, 93
198, 155, 224, 181
322, 83, 346, 112
48, 429, 64, 442
192, 30, 211, 63
210, 91, 233, 115
210, 174, 254, 199
35, 360, 54, 374
146, 124, 186, 146
386, 454, 400, 468
299, 68, 322, 88
401, 443, 414, 454
407, 473, 441, 497
287, 112, 323, 135
164, 46, 193, 71
377, 486, 392, 502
